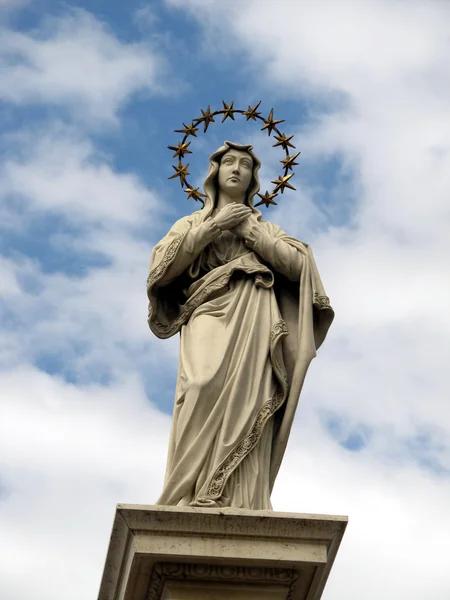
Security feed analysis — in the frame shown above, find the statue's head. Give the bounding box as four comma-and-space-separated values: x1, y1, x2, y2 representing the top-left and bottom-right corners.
202, 141, 261, 212
217, 148, 253, 200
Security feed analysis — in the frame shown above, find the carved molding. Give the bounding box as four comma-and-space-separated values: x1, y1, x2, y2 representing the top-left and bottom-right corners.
146, 562, 299, 600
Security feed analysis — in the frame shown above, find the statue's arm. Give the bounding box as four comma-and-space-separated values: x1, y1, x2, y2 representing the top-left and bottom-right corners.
243, 223, 303, 281
154, 218, 221, 286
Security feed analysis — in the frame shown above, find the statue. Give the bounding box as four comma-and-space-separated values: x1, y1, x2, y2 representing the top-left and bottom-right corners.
147, 105, 334, 510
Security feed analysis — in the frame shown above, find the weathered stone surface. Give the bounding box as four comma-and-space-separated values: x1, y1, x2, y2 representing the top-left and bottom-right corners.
98, 504, 347, 600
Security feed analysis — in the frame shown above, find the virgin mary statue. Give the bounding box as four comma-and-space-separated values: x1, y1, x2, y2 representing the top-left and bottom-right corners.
147, 141, 333, 510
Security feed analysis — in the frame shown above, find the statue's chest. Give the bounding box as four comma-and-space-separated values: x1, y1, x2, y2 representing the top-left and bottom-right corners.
205, 231, 249, 268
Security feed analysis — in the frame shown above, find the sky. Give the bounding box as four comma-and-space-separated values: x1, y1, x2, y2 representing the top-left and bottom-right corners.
0, 0, 449, 598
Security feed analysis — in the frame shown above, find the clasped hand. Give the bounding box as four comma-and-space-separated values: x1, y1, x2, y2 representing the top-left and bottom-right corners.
212, 203, 253, 237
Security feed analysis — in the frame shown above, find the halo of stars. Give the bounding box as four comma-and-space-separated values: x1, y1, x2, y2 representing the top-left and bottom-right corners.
168, 101, 300, 208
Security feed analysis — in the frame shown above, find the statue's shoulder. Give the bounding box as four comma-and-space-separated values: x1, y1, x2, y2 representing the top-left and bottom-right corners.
257, 218, 280, 234
258, 217, 310, 249
166, 209, 204, 234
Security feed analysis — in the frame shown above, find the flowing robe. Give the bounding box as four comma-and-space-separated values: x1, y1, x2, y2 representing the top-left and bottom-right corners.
147, 210, 333, 509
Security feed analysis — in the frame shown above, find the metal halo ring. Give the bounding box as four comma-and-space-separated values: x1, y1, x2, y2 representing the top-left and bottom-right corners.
168, 101, 300, 208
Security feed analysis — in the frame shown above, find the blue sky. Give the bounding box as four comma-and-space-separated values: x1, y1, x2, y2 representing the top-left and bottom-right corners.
1, 1, 450, 599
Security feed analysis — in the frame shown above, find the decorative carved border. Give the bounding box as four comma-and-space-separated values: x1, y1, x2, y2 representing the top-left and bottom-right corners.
146, 562, 299, 600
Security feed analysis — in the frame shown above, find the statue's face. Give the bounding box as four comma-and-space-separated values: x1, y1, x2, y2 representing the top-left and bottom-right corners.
217, 149, 253, 200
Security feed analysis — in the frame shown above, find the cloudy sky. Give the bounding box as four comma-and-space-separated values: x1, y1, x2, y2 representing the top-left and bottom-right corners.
1, 0, 449, 598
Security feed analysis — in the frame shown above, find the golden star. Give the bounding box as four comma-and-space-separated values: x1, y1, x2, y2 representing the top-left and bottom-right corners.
273, 133, 295, 150
254, 190, 278, 208
221, 100, 235, 123
280, 151, 301, 171
261, 108, 285, 136
243, 101, 262, 121
185, 187, 207, 202
174, 122, 198, 138
196, 105, 216, 132
168, 162, 190, 186
168, 141, 192, 159
271, 173, 296, 194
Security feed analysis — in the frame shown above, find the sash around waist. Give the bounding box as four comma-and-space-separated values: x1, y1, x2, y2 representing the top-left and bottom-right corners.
185, 254, 275, 304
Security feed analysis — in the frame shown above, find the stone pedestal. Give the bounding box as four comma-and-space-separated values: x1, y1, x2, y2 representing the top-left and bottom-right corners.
98, 505, 347, 600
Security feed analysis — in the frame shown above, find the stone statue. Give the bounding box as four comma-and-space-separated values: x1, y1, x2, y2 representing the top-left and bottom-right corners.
147, 141, 334, 510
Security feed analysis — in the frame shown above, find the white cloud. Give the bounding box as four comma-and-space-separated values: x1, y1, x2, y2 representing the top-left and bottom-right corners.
0, 124, 157, 226
272, 418, 450, 599
0, 256, 21, 295
0, 120, 167, 374
0, 3, 178, 377
0, 0, 29, 7
0, 367, 170, 600
0, 9, 165, 123
133, 5, 159, 29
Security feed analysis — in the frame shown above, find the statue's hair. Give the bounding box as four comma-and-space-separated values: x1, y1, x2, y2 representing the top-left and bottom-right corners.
201, 141, 261, 216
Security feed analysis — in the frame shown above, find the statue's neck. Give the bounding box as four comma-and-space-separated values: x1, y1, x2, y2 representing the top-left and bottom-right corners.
216, 192, 246, 210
